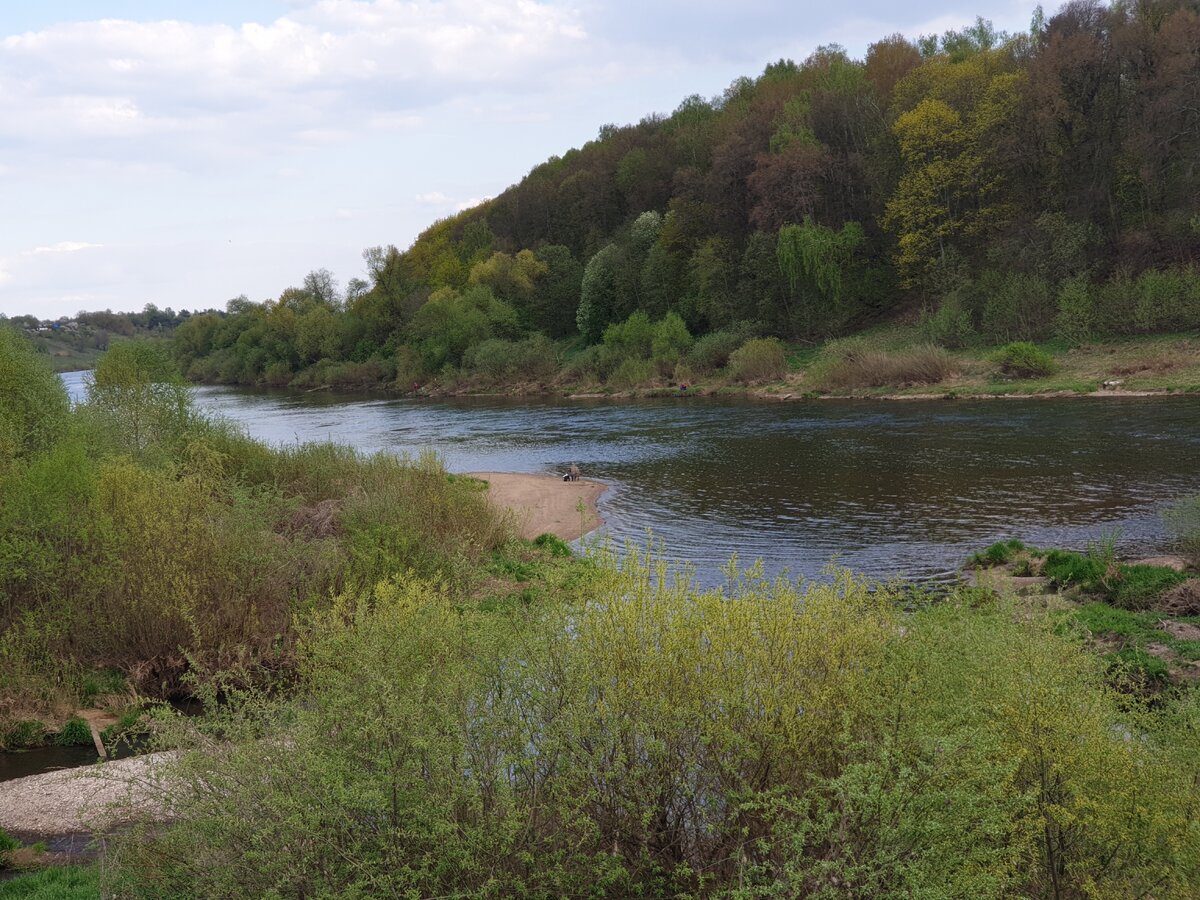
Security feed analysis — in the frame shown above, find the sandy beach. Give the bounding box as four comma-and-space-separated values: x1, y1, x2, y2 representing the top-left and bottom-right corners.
467, 471, 606, 541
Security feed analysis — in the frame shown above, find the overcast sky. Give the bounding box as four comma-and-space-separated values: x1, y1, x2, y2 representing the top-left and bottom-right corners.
0, 0, 1042, 319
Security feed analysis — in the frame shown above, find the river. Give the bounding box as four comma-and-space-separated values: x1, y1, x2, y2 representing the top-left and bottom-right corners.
61, 371, 1200, 584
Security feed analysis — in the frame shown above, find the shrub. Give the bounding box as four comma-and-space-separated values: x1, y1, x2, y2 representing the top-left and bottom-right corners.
85, 340, 194, 456
607, 356, 654, 389
1054, 276, 1094, 345
1042, 549, 1105, 588
1133, 268, 1189, 332
1, 720, 47, 750
920, 293, 976, 348
727, 336, 786, 382
650, 311, 692, 374
108, 554, 1200, 897
994, 341, 1058, 378
533, 533, 573, 557
55, 716, 93, 747
981, 272, 1055, 342
0, 326, 71, 470
464, 335, 557, 381
685, 324, 754, 373
1092, 269, 1137, 335
1110, 564, 1188, 611
816, 343, 955, 390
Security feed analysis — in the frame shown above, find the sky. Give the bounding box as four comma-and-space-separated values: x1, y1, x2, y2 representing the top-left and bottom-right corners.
0, 0, 1044, 319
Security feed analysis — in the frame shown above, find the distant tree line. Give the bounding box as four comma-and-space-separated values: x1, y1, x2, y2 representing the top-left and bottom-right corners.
174, 0, 1200, 389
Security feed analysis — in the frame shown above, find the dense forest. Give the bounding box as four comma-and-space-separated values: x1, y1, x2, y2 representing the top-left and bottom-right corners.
171, 0, 1200, 392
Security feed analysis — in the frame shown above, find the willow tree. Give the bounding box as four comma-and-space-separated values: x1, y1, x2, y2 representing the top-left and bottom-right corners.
776, 217, 865, 336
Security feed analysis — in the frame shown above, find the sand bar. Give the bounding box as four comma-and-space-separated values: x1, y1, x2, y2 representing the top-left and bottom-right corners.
0, 752, 174, 836
467, 472, 605, 541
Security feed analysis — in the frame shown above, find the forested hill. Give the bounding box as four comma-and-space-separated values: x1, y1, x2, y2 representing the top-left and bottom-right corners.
175, 0, 1200, 391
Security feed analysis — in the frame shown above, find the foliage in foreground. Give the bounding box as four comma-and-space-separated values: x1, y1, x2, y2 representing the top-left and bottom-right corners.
0, 332, 510, 731
107, 550, 1200, 898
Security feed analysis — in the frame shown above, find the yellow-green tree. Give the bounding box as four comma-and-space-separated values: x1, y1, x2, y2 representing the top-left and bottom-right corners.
884, 54, 1022, 287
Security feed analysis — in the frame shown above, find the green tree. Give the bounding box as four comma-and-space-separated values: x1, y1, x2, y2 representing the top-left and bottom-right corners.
0, 327, 70, 469
576, 244, 632, 342
85, 341, 193, 455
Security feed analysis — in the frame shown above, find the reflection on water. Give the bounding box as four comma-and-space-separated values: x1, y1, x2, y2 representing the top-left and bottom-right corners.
58, 371, 1200, 583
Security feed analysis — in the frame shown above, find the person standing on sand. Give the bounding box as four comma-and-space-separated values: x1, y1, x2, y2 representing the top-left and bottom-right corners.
570, 463, 580, 482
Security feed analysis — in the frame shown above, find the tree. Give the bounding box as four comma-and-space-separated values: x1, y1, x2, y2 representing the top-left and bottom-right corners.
86, 341, 193, 454
577, 244, 633, 342
0, 327, 71, 469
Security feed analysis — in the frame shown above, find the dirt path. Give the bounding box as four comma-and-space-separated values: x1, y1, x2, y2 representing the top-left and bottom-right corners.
467, 472, 606, 541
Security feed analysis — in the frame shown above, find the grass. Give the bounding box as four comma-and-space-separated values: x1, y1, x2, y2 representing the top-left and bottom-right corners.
54, 717, 92, 747
810, 338, 955, 390
0, 866, 99, 899
969, 538, 1028, 567
1040, 548, 1189, 609
1071, 603, 1200, 662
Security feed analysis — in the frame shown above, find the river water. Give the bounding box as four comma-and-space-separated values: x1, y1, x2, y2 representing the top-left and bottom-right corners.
61, 372, 1200, 583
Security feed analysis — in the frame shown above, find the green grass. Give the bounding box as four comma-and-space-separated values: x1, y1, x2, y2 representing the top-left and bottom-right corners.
0, 865, 100, 899
1072, 603, 1200, 662
1041, 549, 1188, 609
1108, 647, 1171, 684
79, 669, 126, 706
54, 717, 92, 747
969, 538, 1027, 567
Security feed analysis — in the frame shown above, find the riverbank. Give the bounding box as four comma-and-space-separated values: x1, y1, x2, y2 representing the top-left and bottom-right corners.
467, 472, 605, 541
186, 329, 1200, 403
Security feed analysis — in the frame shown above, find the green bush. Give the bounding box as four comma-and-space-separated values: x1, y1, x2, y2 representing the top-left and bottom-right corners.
1111, 564, 1188, 611
1, 720, 47, 750
1109, 647, 1171, 684
0, 326, 71, 470
464, 335, 557, 381
533, 533, 573, 557
994, 341, 1058, 378
108, 552, 1200, 897
1042, 549, 1105, 588
685, 324, 754, 373
816, 342, 955, 390
1054, 276, 1095, 345
607, 356, 654, 389
55, 716, 93, 747
980, 272, 1055, 342
727, 336, 786, 382
920, 293, 976, 348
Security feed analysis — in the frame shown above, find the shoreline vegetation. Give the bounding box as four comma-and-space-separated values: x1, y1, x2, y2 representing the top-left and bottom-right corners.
179, 327, 1200, 403
3, 326, 1200, 895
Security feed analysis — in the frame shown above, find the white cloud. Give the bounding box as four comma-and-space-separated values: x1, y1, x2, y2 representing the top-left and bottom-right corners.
455, 196, 491, 212
0, 1, 590, 168
26, 241, 104, 255
415, 191, 451, 206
